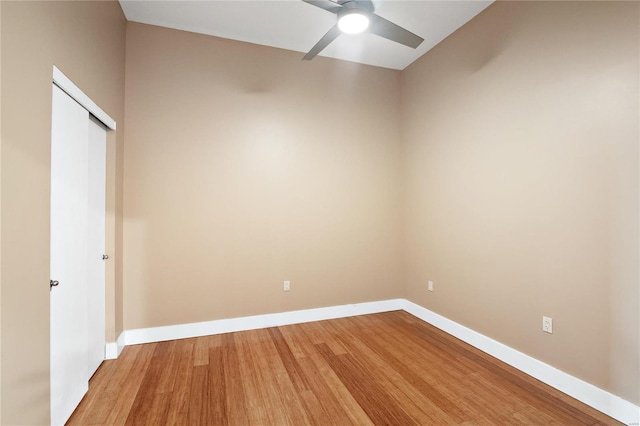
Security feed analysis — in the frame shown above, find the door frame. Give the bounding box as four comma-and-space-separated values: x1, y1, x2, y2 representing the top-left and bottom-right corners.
53, 67, 116, 131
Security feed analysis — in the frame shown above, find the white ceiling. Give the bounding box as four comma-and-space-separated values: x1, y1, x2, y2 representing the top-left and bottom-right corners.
119, 0, 493, 70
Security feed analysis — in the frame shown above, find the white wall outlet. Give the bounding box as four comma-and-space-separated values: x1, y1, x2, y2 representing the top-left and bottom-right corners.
542, 316, 553, 334
428, 280, 434, 292
283, 280, 290, 292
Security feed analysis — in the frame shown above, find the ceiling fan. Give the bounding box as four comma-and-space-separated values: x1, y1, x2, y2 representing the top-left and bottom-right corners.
301, 0, 424, 60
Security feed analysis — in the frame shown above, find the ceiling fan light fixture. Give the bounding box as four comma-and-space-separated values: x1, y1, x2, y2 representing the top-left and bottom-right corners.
338, 10, 369, 34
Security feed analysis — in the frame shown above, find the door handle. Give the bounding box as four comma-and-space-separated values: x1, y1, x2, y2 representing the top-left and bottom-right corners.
50, 280, 59, 290
102, 254, 109, 260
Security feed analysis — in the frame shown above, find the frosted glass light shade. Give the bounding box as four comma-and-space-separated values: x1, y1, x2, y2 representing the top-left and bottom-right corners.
338, 12, 369, 34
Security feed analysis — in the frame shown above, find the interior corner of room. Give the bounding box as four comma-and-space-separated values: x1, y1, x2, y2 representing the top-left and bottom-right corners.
0, 0, 638, 425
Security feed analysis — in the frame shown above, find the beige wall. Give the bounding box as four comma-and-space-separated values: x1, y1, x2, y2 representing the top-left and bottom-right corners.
123, 23, 404, 329
0, 1, 126, 424
402, 1, 639, 404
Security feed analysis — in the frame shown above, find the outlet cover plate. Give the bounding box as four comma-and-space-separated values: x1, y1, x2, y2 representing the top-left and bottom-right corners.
542, 316, 553, 333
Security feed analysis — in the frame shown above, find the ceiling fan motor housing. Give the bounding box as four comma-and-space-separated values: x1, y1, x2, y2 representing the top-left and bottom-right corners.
338, 0, 374, 15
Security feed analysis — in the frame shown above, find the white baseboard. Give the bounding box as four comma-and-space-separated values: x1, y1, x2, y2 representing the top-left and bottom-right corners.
108, 297, 638, 425
117, 331, 126, 357
104, 332, 127, 360
105, 342, 118, 360
400, 300, 640, 425
122, 299, 405, 346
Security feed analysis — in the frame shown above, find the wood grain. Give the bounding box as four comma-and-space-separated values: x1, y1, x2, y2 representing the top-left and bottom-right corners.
68, 311, 623, 425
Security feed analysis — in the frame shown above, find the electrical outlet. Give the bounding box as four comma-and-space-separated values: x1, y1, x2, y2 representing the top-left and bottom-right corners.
542, 316, 553, 334
283, 280, 290, 292
428, 281, 434, 292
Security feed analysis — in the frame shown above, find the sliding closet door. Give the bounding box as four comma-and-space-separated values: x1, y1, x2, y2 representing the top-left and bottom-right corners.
87, 116, 107, 379
50, 84, 90, 426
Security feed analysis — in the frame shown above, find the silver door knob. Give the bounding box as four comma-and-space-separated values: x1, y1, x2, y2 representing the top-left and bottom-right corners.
50, 280, 59, 290
102, 254, 109, 260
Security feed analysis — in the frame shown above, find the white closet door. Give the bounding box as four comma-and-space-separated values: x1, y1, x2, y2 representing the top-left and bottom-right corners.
87, 116, 107, 379
50, 84, 90, 426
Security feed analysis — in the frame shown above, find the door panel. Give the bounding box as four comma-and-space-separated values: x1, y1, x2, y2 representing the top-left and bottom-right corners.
50, 85, 90, 426
87, 116, 107, 378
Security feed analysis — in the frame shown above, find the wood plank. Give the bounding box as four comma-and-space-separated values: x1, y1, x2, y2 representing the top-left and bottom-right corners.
165, 339, 194, 425
341, 317, 470, 423
268, 327, 311, 392
233, 331, 273, 425
326, 316, 454, 424
295, 324, 374, 425
102, 344, 156, 425
249, 330, 311, 425
295, 357, 354, 425
208, 346, 227, 425
221, 335, 250, 425
188, 365, 209, 425
316, 342, 418, 425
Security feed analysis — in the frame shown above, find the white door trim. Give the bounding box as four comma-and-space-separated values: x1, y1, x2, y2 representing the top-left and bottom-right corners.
52, 66, 116, 130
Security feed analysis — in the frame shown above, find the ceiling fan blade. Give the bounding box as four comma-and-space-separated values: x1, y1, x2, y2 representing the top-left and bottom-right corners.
303, 25, 341, 60
302, 0, 342, 14
368, 14, 424, 49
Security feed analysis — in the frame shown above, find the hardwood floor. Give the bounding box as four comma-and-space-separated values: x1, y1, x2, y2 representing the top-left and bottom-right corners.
68, 311, 622, 425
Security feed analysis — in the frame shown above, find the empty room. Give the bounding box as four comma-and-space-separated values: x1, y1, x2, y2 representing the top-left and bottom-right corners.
0, 0, 638, 425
